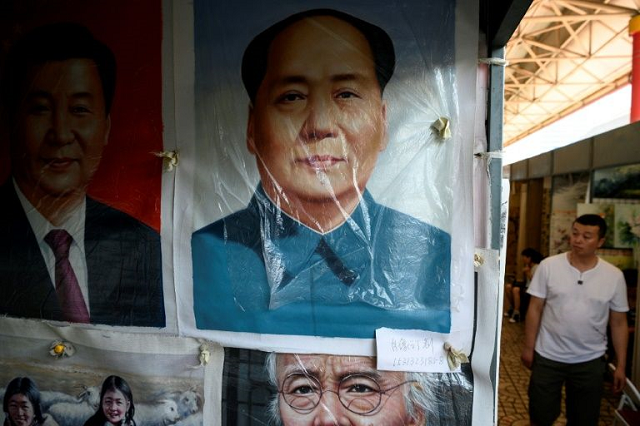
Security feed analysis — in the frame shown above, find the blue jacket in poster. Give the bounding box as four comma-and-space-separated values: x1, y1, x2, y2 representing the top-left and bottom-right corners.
192, 185, 450, 338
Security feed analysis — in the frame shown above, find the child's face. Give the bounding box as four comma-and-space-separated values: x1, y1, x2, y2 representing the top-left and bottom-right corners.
8, 393, 35, 426
102, 389, 130, 424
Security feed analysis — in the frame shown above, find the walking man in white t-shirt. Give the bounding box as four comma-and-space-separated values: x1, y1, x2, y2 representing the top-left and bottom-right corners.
522, 214, 629, 426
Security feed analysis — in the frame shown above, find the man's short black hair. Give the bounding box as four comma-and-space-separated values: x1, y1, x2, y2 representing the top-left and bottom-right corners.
0, 22, 116, 123
575, 214, 607, 239
521, 248, 544, 264
241, 9, 395, 104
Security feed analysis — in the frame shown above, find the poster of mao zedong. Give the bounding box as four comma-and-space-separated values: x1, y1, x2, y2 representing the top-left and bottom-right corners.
0, 1, 166, 328
185, 0, 474, 341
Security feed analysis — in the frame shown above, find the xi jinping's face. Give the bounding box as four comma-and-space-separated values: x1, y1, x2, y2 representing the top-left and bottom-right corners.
248, 16, 387, 207
11, 58, 110, 202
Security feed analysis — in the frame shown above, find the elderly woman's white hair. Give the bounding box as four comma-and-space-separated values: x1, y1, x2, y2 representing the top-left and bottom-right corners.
264, 353, 460, 426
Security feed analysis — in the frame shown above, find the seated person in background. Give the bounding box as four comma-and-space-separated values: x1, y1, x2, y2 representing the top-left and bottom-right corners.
192, 8, 451, 338
3, 377, 59, 426
509, 248, 543, 323
0, 23, 165, 327
503, 273, 516, 318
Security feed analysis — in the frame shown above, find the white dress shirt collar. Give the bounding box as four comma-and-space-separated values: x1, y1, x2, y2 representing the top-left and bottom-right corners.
13, 179, 90, 311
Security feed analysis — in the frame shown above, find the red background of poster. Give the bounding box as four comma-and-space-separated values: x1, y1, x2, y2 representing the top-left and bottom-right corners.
0, 0, 163, 231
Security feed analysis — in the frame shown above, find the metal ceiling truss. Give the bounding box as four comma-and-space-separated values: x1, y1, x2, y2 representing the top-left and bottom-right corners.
504, 0, 639, 145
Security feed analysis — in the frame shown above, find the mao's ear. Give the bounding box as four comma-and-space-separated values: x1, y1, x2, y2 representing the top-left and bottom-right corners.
247, 104, 256, 155
597, 237, 606, 248
380, 101, 389, 151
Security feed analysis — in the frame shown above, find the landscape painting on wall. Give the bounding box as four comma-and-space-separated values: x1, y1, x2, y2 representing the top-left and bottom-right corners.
614, 204, 640, 249
593, 164, 640, 200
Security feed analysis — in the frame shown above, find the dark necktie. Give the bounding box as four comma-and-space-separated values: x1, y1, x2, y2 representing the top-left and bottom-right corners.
44, 230, 90, 323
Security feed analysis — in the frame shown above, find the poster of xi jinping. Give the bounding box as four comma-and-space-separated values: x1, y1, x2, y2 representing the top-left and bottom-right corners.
176, 0, 476, 349
0, 1, 168, 329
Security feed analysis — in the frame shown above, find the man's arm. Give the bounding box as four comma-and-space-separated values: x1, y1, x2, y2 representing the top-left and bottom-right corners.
521, 295, 545, 369
609, 310, 629, 393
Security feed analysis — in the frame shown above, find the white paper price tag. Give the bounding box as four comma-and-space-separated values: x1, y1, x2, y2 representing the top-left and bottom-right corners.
375, 328, 456, 373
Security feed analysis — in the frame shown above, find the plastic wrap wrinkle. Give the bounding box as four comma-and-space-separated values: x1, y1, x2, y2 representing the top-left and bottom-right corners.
223, 186, 450, 312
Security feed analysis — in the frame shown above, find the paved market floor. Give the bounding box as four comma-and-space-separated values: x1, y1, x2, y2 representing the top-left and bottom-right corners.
498, 319, 619, 425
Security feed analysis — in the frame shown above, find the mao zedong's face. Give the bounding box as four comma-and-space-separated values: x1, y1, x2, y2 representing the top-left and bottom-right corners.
248, 16, 387, 210
11, 58, 110, 203
276, 354, 420, 426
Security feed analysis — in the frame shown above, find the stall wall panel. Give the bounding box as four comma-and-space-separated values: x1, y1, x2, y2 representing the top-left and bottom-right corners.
553, 139, 592, 175
528, 152, 552, 178
511, 161, 528, 180
593, 121, 640, 169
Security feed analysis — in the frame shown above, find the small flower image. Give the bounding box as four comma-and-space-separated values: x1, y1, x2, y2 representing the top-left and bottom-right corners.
49, 341, 75, 358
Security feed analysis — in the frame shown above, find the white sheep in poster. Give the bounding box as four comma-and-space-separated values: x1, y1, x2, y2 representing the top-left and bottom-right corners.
135, 399, 180, 426
173, 411, 203, 426
148, 388, 201, 418
40, 390, 77, 410
41, 385, 100, 411
176, 389, 200, 418
47, 399, 96, 426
